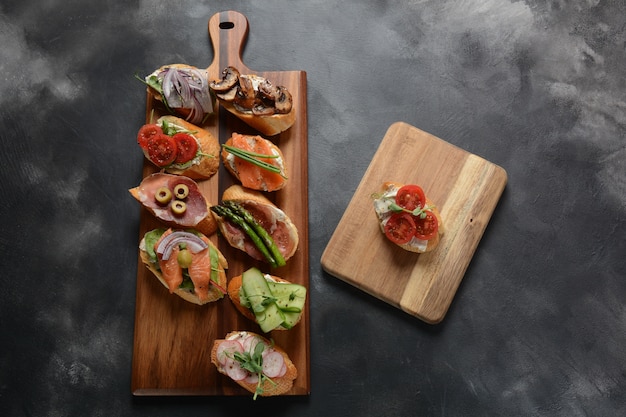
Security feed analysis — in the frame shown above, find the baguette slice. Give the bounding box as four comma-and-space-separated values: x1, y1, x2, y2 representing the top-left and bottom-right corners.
129, 173, 217, 236
139, 228, 228, 305
145, 63, 215, 124
211, 331, 297, 397
209, 67, 296, 136
374, 181, 444, 253
149, 115, 220, 180
222, 133, 288, 192
227, 273, 305, 330
213, 185, 299, 263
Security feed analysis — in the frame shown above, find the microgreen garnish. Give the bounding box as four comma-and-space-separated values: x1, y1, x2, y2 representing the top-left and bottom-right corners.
372, 193, 435, 219
222, 144, 287, 179
388, 201, 435, 219
230, 340, 277, 400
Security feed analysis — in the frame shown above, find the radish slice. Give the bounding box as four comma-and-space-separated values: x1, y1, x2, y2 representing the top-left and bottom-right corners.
216, 340, 243, 366
243, 335, 267, 354
277, 362, 287, 378
262, 351, 285, 378
244, 373, 259, 384
224, 358, 248, 381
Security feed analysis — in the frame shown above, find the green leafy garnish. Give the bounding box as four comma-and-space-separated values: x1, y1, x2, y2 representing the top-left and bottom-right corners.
230, 341, 277, 400
222, 144, 287, 179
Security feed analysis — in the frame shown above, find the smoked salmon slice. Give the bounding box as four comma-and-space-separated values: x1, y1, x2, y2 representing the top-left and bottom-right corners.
156, 229, 184, 293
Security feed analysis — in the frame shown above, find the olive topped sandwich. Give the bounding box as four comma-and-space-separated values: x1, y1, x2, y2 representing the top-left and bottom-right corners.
139, 228, 228, 304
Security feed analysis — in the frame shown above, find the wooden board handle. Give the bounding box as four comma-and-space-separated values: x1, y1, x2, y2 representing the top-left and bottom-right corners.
208, 11, 250, 75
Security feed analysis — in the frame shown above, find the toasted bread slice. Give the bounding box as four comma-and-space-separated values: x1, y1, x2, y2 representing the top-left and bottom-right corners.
152, 116, 220, 180
222, 133, 288, 192
145, 64, 215, 124
375, 181, 444, 253
129, 173, 218, 236
211, 331, 297, 397
139, 229, 228, 305
227, 273, 305, 330
213, 185, 299, 263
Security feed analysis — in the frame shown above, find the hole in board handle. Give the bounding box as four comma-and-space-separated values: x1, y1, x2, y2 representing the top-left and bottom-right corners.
219, 21, 235, 30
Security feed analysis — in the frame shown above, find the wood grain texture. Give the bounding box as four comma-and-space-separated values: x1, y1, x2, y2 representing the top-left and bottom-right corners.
131, 11, 309, 396
321, 122, 506, 324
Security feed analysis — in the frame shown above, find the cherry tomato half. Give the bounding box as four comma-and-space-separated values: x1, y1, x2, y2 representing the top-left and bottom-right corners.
414, 210, 438, 240
173, 133, 198, 163
137, 124, 163, 149
384, 213, 417, 245
146, 134, 177, 166
395, 184, 426, 211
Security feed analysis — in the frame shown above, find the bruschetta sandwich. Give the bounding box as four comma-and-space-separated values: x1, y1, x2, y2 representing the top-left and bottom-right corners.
141, 63, 215, 124
210, 185, 298, 268
372, 181, 444, 253
222, 132, 288, 192
129, 172, 218, 236
209, 66, 295, 136
228, 267, 306, 332
139, 228, 228, 304
137, 115, 220, 180
211, 331, 297, 399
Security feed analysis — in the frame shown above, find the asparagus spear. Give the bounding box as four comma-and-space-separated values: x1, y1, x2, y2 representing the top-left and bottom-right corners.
210, 205, 278, 268
223, 201, 287, 267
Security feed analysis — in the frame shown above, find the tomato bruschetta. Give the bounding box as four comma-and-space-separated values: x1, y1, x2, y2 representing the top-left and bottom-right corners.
372, 182, 444, 253
136, 115, 220, 180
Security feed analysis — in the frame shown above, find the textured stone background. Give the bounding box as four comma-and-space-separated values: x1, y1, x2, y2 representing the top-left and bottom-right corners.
1, 1, 624, 416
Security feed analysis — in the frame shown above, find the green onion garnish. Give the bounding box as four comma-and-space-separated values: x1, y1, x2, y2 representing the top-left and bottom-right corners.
222, 144, 287, 179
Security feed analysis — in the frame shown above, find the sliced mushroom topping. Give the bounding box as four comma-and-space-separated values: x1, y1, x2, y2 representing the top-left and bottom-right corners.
212, 66, 293, 116
274, 86, 293, 114
216, 87, 237, 102
252, 102, 276, 116
257, 79, 276, 100
234, 75, 257, 109
209, 66, 240, 92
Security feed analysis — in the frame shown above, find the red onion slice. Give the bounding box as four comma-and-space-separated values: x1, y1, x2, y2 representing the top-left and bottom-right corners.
158, 67, 213, 123
156, 231, 208, 260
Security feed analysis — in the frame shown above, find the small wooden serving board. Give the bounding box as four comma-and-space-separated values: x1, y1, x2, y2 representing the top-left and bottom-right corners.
131, 11, 309, 396
321, 122, 507, 324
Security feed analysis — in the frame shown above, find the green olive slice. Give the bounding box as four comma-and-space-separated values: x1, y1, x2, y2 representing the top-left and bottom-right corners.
155, 186, 172, 204
174, 183, 190, 199
177, 248, 193, 268
171, 200, 187, 215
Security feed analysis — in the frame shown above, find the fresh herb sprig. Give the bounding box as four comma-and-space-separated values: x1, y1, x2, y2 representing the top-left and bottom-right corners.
373, 194, 435, 219
223, 144, 287, 179
231, 341, 277, 400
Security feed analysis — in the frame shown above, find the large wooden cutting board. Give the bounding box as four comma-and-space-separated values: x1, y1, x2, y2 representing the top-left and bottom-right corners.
321, 122, 507, 324
131, 11, 309, 396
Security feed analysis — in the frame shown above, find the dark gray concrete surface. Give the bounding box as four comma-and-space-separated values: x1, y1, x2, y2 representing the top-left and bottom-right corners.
1, 1, 624, 416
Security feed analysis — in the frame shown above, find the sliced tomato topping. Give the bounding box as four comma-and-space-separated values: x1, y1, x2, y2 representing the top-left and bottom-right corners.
414, 210, 438, 240
146, 134, 177, 167
384, 213, 417, 245
395, 184, 426, 211
173, 133, 198, 163
137, 124, 163, 149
